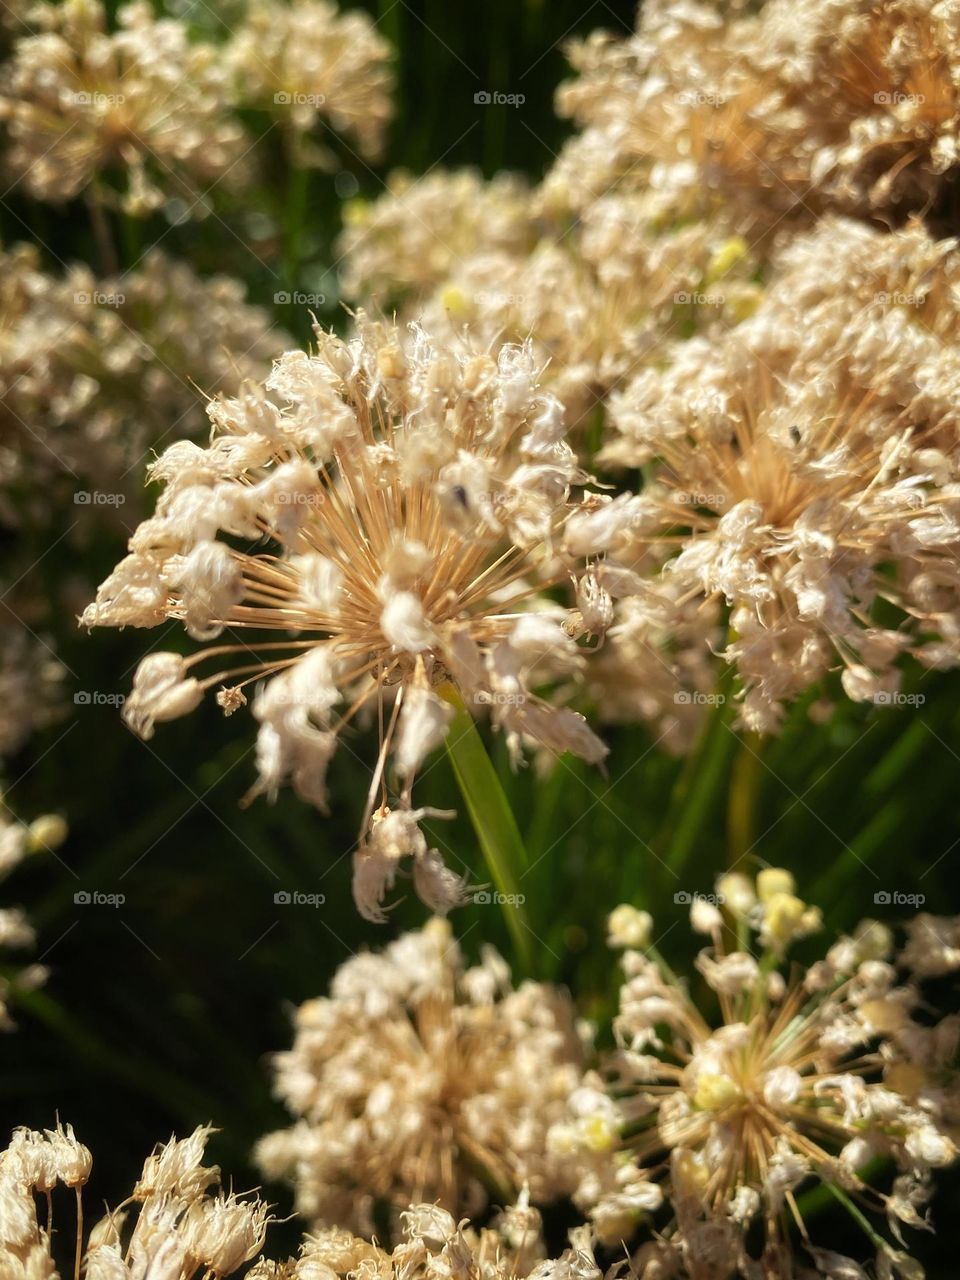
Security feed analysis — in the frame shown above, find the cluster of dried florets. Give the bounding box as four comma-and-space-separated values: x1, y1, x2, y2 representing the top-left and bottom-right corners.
591, 215, 960, 731
253, 1203, 611, 1280
0, 0, 394, 214
0, 243, 285, 528
338, 170, 535, 305
551, 0, 960, 233
552, 874, 960, 1278
331, 2, 960, 739
0, 1123, 271, 1278
0, 0, 247, 214
83, 315, 605, 916
0, 626, 64, 759
227, 0, 393, 160
256, 918, 588, 1234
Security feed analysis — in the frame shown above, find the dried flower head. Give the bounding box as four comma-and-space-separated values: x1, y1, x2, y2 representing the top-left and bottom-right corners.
83, 314, 604, 917
0, 1123, 271, 1277
256, 918, 588, 1235
555, 876, 959, 1277
549, 0, 960, 233
227, 0, 393, 159
0, 0, 247, 214
590, 216, 960, 731
0, 243, 286, 527
267, 1203, 613, 1280
338, 169, 534, 304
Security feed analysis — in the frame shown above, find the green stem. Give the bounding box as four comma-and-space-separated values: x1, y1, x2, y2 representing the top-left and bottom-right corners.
438, 683, 534, 975
661, 671, 738, 876
727, 731, 764, 869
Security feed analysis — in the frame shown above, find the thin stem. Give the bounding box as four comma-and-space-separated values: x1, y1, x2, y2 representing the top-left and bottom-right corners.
662, 668, 738, 876
727, 731, 764, 869
436, 682, 534, 976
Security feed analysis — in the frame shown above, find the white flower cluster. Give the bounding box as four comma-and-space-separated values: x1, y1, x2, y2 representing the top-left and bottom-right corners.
552, 871, 960, 1277
256, 918, 588, 1234
83, 314, 605, 916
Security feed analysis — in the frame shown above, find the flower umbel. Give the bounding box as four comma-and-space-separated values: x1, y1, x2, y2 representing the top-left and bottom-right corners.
83, 316, 604, 917
256, 919, 588, 1235
558, 874, 959, 1277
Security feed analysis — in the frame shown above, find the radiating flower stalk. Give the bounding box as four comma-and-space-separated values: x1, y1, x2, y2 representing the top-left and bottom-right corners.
555, 876, 960, 1278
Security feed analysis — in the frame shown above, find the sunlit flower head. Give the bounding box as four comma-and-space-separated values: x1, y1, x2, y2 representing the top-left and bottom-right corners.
0, 1123, 271, 1276
555, 874, 959, 1277
0, 0, 247, 214
83, 314, 605, 917
227, 0, 394, 159
586, 217, 960, 732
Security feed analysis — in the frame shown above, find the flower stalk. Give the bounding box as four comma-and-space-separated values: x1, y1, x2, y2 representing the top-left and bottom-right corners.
438, 682, 534, 975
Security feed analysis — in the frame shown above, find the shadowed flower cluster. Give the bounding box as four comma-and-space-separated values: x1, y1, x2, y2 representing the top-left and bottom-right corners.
256, 918, 589, 1234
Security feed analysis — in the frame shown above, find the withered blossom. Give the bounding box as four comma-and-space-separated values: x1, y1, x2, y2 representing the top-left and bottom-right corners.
551, 871, 959, 1278
83, 315, 605, 917
256, 919, 588, 1234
